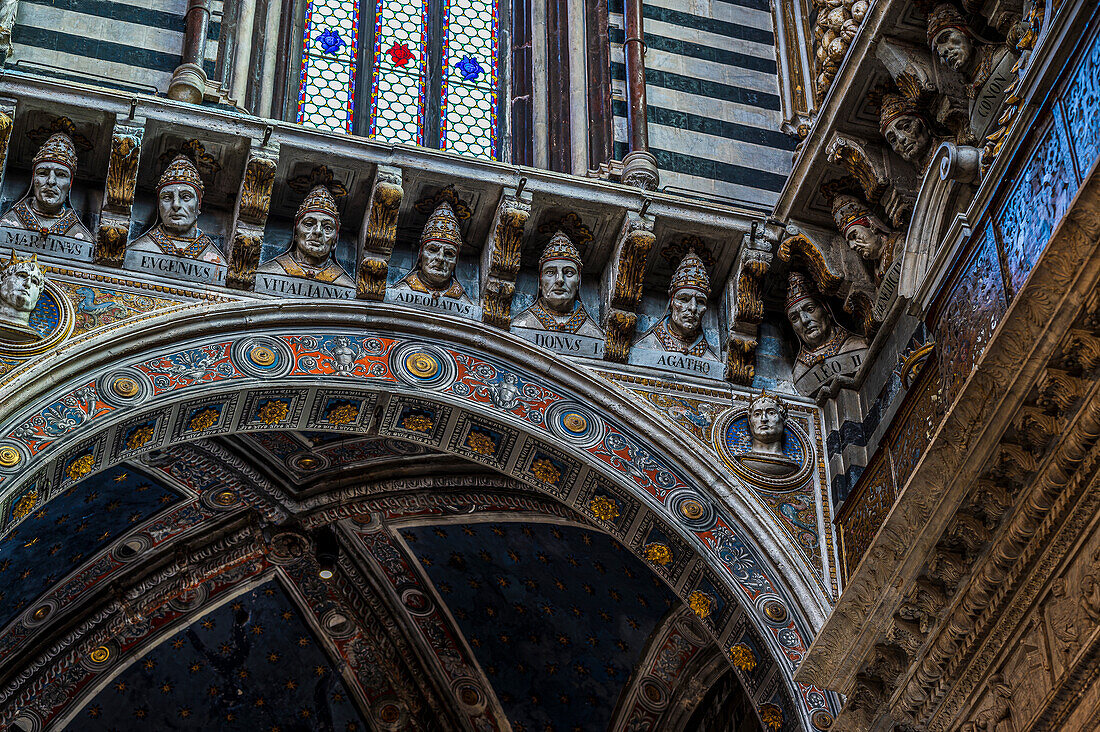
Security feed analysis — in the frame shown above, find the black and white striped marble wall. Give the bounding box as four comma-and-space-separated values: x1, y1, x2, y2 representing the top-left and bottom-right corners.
10, 0, 222, 95
609, 0, 797, 210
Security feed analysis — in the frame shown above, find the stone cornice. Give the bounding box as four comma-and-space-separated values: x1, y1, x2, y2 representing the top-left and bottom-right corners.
0, 72, 761, 230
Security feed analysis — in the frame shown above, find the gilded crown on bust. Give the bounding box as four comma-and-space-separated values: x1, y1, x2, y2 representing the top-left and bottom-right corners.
926, 2, 970, 44
3, 248, 40, 270
157, 155, 204, 196
879, 92, 921, 133
32, 133, 78, 173
669, 249, 710, 296
296, 185, 339, 223
831, 193, 872, 232
786, 270, 818, 309
421, 201, 461, 247
540, 230, 582, 267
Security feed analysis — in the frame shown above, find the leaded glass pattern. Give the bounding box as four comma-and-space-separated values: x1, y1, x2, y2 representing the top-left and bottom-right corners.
297, 0, 361, 133
441, 0, 499, 158
294, 0, 500, 159
368, 0, 427, 145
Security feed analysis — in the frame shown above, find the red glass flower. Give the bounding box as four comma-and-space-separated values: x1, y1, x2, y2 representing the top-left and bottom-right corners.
385, 42, 415, 67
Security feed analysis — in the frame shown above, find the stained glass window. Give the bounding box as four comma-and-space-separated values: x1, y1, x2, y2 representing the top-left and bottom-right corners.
296, 0, 500, 159
297, 0, 361, 133
440, 0, 499, 158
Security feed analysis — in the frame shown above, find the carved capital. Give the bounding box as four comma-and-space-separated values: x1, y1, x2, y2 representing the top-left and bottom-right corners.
227, 143, 280, 290
479, 186, 532, 328
357, 165, 403, 300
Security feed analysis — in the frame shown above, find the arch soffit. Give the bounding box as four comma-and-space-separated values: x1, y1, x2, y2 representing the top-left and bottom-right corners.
0, 301, 837, 727
6, 455, 766, 731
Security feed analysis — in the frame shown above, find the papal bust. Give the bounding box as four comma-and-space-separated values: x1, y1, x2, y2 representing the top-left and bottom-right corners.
129, 155, 224, 265
0, 133, 93, 242
256, 185, 353, 287
0, 250, 46, 342
879, 93, 932, 166
392, 201, 471, 303
786, 271, 868, 397
512, 230, 603, 338
633, 249, 717, 359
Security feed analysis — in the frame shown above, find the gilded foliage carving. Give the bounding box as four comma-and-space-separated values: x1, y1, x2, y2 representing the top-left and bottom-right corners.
362, 168, 403, 256
0, 110, 13, 177
778, 232, 844, 295
480, 193, 531, 327
227, 233, 264, 289
609, 223, 654, 311
725, 335, 758, 385
481, 279, 515, 328
104, 133, 141, 211
356, 257, 389, 301
238, 156, 277, 225
604, 310, 638, 363
94, 223, 128, 267
485, 204, 529, 280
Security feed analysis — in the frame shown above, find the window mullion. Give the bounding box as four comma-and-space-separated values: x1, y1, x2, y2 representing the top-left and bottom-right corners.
424, 0, 445, 148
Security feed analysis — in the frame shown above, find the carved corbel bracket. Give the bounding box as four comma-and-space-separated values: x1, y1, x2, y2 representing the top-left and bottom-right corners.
724, 225, 772, 384
875, 37, 939, 102
226, 142, 279, 290
0, 98, 15, 195
825, 132, 919, 227
779, 227, 878, 335
94, 117, 146, 267
479, 185, 533, 327
356, 165, 403, 301
602, 211, 655, 362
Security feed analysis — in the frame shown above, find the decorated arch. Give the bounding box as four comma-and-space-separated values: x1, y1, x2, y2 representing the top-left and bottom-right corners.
0, 301, 837, 730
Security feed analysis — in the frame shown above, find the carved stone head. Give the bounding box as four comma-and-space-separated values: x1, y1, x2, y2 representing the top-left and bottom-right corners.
785, 271, 834, 349
538, 230, 583, 314
292, 186, 340, 267
927, 3, 974, 71
748, 391, 787, 451
880, 93, 931, 164
418, 201, 461, 288
156, 156, 204, 238
831, 194, 890, 260
30, 133, 78, 216
0, 250, 45, 326
667, 250, 711, 341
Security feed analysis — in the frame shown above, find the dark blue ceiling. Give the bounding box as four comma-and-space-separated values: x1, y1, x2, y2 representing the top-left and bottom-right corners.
0, 465, 182, 628
402, 520, 680, 732
65, 579, 368, 732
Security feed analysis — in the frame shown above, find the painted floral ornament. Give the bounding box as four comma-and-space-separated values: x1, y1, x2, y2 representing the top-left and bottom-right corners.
318, 28, 346, 55
455, 56, 484, 81
386, 42, 415, 66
